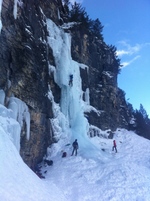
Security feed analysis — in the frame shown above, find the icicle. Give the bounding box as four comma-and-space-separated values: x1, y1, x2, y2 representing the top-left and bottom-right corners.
84, 88, 90, 105
0, 89, 5, 105
0, 104, 21, 151
24, 110, 30, 140
8, 97, 30, 140
0, 0, 3, 32
13, 0, 18, 19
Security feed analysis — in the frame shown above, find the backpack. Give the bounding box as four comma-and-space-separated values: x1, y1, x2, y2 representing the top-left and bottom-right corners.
70, 75, 73, 80
62, 152, 67, 158
73, 141, 78, 149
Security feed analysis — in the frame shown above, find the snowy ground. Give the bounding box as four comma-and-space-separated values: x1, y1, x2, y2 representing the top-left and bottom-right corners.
41, 129, 150, 201
1, 123, 150, 201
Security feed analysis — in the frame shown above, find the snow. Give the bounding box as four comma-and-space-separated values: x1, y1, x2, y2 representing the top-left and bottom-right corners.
102, 71, 114, 78
43, 130, 150, 201
0, 117, 67, 201
1, 14, 150, 201
1, 110, 150, 201
61, 22, 81, 30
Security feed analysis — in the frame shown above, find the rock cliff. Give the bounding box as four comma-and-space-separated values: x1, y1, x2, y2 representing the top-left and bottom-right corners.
0, 0, 133, 168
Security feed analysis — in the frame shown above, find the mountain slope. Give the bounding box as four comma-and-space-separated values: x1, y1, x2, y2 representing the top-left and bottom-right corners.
1, 105, 150, 201
41, 129, 150, 201
0, 104, 67, 201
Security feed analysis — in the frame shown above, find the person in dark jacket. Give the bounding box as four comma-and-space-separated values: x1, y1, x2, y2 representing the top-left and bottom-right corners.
71, 139, 78, 156
69, 74, 73, 86
112, 140, 117, 153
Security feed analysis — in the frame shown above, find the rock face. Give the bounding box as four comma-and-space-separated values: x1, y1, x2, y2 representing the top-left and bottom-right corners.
0, 0, 132, 167
70, 29, 132, 132
0, 0, 61, 168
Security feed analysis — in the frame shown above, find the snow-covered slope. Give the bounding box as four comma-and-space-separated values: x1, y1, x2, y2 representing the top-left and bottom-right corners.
1, 108, 150, 201
41, 129, 150, 201
0, 104, 67, 201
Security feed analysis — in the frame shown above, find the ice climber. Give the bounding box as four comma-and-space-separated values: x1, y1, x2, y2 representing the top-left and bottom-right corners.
112, 139, 117, 153
71, 139, 78, 156
69, 74, 73, 86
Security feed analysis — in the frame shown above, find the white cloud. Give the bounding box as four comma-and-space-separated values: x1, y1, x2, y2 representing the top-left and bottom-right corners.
116, 41, 150, 57
116, 41, 150, 68
116, 41, 141, 57
120, 55, 140, 68
69, 0, 84, 4
116, 50, 130, 57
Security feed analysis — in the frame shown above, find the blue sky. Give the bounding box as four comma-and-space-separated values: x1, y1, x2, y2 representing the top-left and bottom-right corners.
71, 0, 150, 116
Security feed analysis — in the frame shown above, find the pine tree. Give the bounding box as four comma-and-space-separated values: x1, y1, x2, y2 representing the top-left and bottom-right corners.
134, 104, 150, 139
62, 0, 70, 15
90, 18, 103, 40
